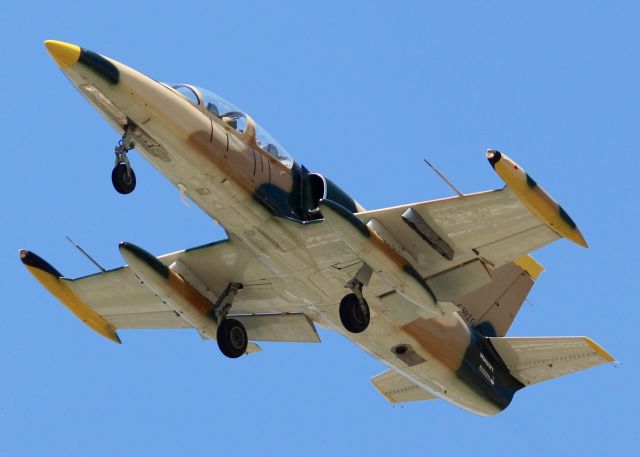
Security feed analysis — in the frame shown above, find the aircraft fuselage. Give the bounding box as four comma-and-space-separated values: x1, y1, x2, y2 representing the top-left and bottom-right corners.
45, 42, 526, 415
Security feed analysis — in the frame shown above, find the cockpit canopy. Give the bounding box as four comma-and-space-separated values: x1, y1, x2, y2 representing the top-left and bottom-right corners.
169, 84, 294, 168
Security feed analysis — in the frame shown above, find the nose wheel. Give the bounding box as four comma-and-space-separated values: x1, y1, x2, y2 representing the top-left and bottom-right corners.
112, 126, 137, 194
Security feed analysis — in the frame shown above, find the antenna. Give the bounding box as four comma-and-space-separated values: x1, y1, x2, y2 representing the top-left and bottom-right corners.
423, 159, 464, 197
65, 236, 107, 272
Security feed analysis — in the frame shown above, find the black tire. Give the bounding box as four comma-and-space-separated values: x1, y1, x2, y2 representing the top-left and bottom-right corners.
111, 163, 136, 194
339, 293, 370, 333
216, 318, 248, 358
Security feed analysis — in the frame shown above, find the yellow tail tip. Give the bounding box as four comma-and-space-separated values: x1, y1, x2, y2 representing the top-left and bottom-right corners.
513, 255, 544, 280
583, 337, 615, 363
44, 40, 81, 68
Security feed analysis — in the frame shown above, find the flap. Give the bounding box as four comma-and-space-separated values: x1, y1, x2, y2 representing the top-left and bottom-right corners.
232, 313, 320, 342
426, 259, 492, 302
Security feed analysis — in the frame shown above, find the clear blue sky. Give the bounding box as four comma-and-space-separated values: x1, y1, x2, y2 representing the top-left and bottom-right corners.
1, 1, 637, 455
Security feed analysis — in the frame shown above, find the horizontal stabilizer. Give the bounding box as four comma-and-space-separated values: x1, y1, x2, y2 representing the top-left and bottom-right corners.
371, 370, 437, 403
489, 336, 615, 386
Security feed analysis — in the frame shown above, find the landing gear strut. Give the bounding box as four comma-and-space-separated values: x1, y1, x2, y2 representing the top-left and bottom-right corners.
339, 264, 372, 334
210, 283, 248, 358
112, 126, 136, 194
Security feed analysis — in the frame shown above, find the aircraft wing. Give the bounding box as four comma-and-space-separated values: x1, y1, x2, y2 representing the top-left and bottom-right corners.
358, 187, 559, 279
356, 152, 587, 280
63, 266, 188, 330
20, 240, 320, 344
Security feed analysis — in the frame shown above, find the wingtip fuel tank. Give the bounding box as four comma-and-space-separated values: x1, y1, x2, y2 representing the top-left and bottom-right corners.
19, 249, 121, 344
486, 150, 588, 248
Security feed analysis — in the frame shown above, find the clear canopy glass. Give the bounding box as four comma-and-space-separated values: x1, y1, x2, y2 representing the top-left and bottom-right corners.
253, 126, 293, 168
171, 84, 293, 168
171, 84, 200, 106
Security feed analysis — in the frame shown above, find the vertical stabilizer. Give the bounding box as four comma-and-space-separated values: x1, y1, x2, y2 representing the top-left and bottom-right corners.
455, 255, 543, 337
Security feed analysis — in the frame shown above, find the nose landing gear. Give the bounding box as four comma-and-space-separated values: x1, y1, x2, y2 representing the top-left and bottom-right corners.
112, 126, 137, 194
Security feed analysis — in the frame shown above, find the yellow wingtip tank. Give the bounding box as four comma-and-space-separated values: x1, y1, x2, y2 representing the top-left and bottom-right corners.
19, 249, 121, 344
487, 150, 588, 248
44, 40, 81, 68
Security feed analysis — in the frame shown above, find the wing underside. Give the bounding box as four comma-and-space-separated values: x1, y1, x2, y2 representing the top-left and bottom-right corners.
21, 240, 320, 344
357, 187, 559, 280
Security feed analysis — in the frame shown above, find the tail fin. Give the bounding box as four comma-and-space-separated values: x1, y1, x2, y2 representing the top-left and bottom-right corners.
455, 255, 543, 337
489, 336, 615, 386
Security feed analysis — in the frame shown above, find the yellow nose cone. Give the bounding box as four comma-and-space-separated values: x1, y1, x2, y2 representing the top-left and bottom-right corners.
44, 40, 81, 68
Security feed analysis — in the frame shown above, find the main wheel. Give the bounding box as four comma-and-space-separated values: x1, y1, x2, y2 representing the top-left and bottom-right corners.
111, 163, 136, 194
339, 293, 370, 333
216, 318, 248, 358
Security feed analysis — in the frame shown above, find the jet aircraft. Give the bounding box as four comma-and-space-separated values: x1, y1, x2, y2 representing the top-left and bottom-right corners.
21, 40, 615, 416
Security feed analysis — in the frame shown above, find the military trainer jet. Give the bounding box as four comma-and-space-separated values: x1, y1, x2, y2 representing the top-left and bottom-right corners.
21, 40, 614, 416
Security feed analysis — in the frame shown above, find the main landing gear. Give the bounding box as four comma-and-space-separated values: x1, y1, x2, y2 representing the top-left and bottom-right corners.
339, 264, 372, 334
340, 293, 370, 333
216, 318, 248, 359
112, 126, 136, 194
211, 283, 247, 358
